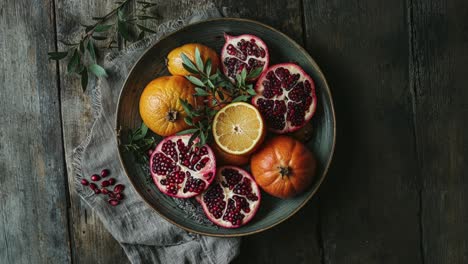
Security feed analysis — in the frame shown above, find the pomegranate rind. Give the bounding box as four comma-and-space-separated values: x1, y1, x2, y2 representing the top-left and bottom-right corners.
197, 166, 261, 228
149, 134, 216, 198
221, 33, 270, 83
252, 63, 317, 133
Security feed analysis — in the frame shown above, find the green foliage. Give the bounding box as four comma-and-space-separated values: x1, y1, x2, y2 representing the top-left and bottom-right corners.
121, 123, 161, 164
47, 0, 160, 91
177, 48, 263, 147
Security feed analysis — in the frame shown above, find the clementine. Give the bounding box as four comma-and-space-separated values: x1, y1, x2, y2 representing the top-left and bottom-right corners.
139, 76, 199, 136
167, 43, 219, 76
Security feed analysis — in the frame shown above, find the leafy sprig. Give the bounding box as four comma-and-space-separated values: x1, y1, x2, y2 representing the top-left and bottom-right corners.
48, 0, 160, 91
121, 123, 161, 163
177, 48, 262, 147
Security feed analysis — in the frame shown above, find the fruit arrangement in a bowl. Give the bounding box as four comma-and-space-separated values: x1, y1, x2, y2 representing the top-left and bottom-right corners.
116, 18, 335, 236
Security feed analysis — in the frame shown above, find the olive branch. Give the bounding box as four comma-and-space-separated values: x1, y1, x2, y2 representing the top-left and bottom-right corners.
177, 48, 262, 147
48, 0, 160, 91
121, 123, 162, 163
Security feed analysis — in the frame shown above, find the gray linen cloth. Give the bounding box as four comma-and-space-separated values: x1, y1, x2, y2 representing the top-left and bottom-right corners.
71, 3, 240, 263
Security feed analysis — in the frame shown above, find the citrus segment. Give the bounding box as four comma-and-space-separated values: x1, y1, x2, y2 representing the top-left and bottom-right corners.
213, 102, 265, 155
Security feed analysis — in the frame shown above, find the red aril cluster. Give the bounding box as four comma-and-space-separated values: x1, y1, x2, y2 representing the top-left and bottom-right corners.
221, 33, 269, 83
196, 166, 261, 228
150, 134, 216, 198
252, 63, 317, 133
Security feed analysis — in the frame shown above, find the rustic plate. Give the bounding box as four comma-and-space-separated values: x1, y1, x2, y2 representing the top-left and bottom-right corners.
116, 18, 335, 237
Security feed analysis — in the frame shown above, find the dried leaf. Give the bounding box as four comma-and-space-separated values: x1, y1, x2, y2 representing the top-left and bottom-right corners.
48, 51, 68, 61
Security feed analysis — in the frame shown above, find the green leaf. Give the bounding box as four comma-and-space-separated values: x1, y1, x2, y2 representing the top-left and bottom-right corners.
80, 69, 88, 91
186, 76, 205, 87
247, 88, 257, 95
118, 8, 125, 21
87, 40, 96, 62
184, 116, 193, 126
232, 95, 250, 102
136, 24, 156, 33
205, 58, 212, 76
195, 47, 204, 72
48, 51, 68, 60
235, 74, 242, 86
181, 53, 198, 74
92, 16, 105, 20
118, 20, 132, 41
177, 128, 199, 135
188, 131, 200, 147
206, 79, 215, 89
195, 87, 209, 96
140, 123, 149, 137
94, 24, 113, 32
199, 131, 207, 146
179, 99, 193, 116
88, 63, 108, 77
247, 67, 263, 79
67, 49, 80, 73
241, 67, 247, 82
92, 35, 108, 40
137, 15, 160, 20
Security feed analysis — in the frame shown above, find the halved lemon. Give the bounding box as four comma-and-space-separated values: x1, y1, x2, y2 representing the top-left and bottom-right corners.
212, 102, 265, 155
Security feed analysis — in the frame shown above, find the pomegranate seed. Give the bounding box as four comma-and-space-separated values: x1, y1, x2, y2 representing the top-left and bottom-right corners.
101, 188, 109, 194
108, 192, 116, 199
80, 179, 89, 186
147, 149, 153, 156
114, 184, 125, 193
89, 183, 97, 190
91, 174, 100, 181
108, 178, 116, 185
101, 180, 110, 187
108, 199, 119, 206
101, 169, 110, 177
116, 193, 124, 200
94, 188, 101, 194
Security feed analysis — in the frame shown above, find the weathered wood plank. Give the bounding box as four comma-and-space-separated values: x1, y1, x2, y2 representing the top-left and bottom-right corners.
54, 0, 129, 263
410, 1, 468, 263
215, 1, 322, 263
303, 0, 423, 262
0, 0, 71, 263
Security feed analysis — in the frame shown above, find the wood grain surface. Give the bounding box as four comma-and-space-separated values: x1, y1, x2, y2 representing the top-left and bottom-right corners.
1, 0, 468, 263
0, 0, 71, 263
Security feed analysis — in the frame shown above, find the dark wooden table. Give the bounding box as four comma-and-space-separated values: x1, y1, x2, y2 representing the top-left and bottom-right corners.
2, 0, 468, 263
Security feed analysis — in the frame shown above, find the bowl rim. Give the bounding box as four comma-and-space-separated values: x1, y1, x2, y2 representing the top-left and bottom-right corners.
115, 17, 336, 237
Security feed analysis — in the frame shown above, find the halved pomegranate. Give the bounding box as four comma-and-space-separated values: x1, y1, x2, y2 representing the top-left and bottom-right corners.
252, 63, 317, 133
221, 33, 269, 83
196, 166, 261, 228
150, 134, 216, 198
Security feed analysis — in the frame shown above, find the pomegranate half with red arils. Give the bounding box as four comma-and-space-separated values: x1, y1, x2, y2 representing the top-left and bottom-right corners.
150, 134, 216, 198
196, 166, 261, 228
252, 63, 317, 133
221, 33, 269, 83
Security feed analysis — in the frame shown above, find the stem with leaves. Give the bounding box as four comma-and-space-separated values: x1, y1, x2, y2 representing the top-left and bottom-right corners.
48, 0, 160, 91
121, 123, 161, 163
176, 48, 263, 147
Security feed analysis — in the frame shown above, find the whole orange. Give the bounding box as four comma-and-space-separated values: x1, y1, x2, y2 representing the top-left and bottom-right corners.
211, 143, 250, 166
250, 136, 316, 199
139, 76, 199, 136
167, 43, 219, 76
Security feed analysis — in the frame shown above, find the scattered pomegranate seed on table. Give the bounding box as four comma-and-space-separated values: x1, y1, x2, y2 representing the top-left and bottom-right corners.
79, 168, 126, 206
114, 184, 125, 193
101, 169, 110, 177
91, 174, 101, 181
